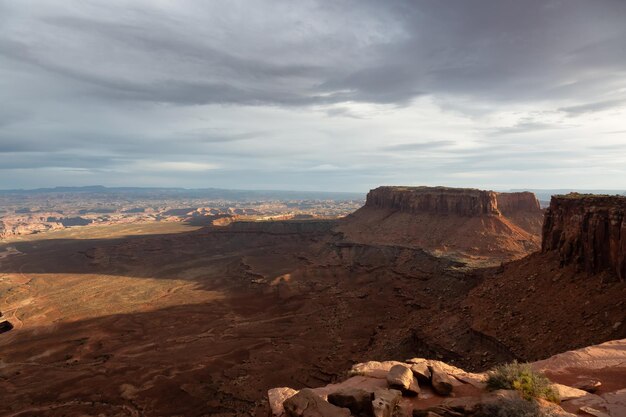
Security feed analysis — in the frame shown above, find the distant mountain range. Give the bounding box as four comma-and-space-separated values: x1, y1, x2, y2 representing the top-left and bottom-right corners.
0, 185, 365, 201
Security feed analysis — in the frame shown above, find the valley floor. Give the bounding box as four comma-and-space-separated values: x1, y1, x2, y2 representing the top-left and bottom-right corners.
0, 222, 623, 416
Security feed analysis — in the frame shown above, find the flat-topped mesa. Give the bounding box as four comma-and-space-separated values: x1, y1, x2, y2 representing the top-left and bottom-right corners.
365, 186, 501, 217
495, 191, 541, 215
542, 193, 626, 280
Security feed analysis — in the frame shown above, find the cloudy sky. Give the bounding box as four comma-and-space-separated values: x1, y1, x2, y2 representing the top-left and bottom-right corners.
1, 0, 625, 191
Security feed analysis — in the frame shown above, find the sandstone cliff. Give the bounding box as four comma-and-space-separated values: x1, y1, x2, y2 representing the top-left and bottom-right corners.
542, 194, 626, 280
337, 186, 544, 266
495, 191, 541, 215
466, 193, 626, 362
365, 186, 500, 217
365, 186, 541, 218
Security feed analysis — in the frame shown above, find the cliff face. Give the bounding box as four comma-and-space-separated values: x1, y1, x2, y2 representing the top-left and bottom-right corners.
542, 194, 626, 280
365, 186, 500, 217
496, 191, 541, 215
341, 186, 544, 266
365, 186, 541, 218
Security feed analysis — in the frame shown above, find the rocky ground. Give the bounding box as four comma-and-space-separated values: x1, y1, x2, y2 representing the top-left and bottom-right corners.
0, 189, 623, 416
268, 339, 626, 417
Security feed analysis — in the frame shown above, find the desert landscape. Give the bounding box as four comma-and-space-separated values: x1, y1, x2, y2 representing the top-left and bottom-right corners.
2, 1, 626, 416
0, 186, 624, 416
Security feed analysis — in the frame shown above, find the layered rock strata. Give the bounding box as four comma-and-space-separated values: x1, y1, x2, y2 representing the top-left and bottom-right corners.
364, 187, 500, 217
542, 194, 626, 280
339, 186, 544, 265
365, 186, 541, 218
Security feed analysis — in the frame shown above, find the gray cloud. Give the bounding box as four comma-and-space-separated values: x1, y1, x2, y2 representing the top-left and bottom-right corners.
382, 141, 455, 152
3, 0, 625, 108
1, 0, 625, 190
560, 99, 626, 116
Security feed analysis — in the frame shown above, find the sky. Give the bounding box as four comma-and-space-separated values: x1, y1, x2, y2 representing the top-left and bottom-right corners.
1, 0, 625, 192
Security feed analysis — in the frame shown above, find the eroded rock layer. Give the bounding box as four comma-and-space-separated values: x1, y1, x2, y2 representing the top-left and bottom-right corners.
542, 194, 626, 280
495, 191, 541, 215
339, 186, 544, 265
364, 186, 500, 217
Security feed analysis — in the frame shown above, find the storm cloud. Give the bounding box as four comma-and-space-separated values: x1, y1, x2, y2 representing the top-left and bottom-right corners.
1, 0, 625, 190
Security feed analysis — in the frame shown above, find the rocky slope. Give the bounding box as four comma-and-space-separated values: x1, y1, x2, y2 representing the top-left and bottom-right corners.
336, 186, 543, 266
542, 194, 626, 281
268, 339, 626, 417
463, 194, 626, 361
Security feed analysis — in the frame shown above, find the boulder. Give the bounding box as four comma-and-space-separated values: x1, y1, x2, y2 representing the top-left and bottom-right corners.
283, 388, 351, 417
268, 387, 298, 416
327, 387, 373, 416
553, 383, 588, 401
372, 388, 401, 417
573, 380, 602, 393
350, 361, 407, 379
409, 362, 432, 385
430, 366, 454, 396
387, 364, 420, 396
441, 397, 480, 414
579, 406, 611, 417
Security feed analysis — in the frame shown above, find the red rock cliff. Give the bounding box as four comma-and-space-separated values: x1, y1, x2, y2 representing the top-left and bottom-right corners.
365, 186, 541, 217
542, 194, 626, 280
496, 191, 541, 215
365, 186, 501, 217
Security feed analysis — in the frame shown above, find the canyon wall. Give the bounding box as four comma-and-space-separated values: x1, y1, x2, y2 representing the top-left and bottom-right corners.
495, 191, 541, 215
341, 186, 544, 266
542, 194, 626, 280
364, 186, 500, 217
365, 186, 541, 218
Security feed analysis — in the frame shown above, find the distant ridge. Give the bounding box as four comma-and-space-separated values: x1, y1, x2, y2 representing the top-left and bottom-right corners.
0, 185, 364, 201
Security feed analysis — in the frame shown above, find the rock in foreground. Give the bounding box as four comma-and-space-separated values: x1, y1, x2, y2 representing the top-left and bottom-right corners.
268, 339, 626, 417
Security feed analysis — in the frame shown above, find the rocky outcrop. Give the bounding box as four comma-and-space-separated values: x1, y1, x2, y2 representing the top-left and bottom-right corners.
364, 186, 500, 217
283, 388, 351, 417
542, 194, 626, 280
364, 186, 541, 218
495, 191, 541, 215
269, 339, 626, 417
338, 186, 544, 265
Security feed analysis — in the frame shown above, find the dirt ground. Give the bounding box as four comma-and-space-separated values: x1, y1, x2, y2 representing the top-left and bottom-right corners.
0, 221, 623, 416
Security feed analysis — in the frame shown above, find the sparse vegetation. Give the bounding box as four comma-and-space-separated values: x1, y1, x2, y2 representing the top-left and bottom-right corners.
486, 361, 559, 403
476, 398, 556, 417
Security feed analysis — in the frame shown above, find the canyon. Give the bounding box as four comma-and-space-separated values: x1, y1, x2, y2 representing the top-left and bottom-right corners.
0, 186, 624, 416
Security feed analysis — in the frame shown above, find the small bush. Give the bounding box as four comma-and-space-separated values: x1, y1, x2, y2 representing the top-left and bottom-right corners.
476, 398, 556, 417
486, 361, 559, 403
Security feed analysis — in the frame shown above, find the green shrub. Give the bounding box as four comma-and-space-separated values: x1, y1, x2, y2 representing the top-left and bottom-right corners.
486, 361, 559, 403
476, 398, 556, 417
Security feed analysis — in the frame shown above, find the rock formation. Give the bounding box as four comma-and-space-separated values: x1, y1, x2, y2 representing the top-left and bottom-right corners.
496, 191, 542, 215
337, 186, 544, 265
364, 186, 541, 218
542, 194, 626, 280
364, 186, 501, 217
268, 339, 626, 417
